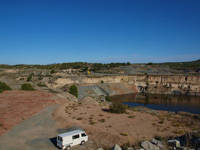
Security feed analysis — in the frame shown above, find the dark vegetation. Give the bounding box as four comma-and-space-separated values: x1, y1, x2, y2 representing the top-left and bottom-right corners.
105, 95, 111, 102
69, 85, 78, 98
109, 102, 127, 114
21, 83, 35, 91
0, 81, 12, 92
0, 60, 199, 71
27, 73, 33, 82
50, 69, 55, 74
0, 62, 131, 72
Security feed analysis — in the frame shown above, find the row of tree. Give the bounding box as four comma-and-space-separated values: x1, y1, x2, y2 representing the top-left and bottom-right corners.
0, 62, 132, 72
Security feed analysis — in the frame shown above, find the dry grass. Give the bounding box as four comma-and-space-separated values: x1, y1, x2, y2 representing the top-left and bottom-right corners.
98, 118, 105, 123
120, 132, 128, 136
128, 115, 135, 118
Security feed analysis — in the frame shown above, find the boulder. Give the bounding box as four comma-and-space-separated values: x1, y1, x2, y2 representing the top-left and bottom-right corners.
151, 138, 165, 150
168, 140, 181, 148
176, 147, 187, 150
127, 147, 134, 150
97, 148, 104, 150
141, 141, 160, 150
112, 144, 122, 150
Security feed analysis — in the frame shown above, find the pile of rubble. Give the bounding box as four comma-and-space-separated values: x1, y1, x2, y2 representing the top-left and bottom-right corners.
96, 132, 200, 150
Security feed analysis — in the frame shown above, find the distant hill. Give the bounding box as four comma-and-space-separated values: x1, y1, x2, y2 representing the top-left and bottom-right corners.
157, 59, 200, 68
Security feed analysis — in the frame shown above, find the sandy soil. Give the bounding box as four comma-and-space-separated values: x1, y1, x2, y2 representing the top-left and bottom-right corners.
0, 91, 66, 135
53, 97, 200, 148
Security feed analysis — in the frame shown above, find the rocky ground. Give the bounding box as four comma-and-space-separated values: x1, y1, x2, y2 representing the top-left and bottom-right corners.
0, 65, 200, 149
0, 90, 200, 149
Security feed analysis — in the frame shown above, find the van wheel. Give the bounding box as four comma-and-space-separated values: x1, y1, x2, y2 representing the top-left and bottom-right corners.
66, 146, 70, 150
81, 141, 85, 145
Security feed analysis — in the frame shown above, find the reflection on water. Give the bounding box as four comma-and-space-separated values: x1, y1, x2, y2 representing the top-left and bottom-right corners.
111, 93, 200, 114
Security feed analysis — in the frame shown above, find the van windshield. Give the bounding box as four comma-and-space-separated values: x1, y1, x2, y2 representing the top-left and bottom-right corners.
57, 136, 63, 142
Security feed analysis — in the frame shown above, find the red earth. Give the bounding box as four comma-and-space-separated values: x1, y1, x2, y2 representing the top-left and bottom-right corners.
0, 91, 65, 135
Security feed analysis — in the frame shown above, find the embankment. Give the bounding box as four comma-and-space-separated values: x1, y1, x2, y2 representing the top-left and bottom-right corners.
51, 74, 200, 97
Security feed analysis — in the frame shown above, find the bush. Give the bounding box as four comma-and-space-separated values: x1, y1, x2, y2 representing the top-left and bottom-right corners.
27, 74, 33, 82
69, 85, 78, 98
51, 69, 55, 74
109, 102, 127, 114
21, 83, 35, 91
0, 81, 12, 91
0, 89, 3, 93
105, 95, 111, 102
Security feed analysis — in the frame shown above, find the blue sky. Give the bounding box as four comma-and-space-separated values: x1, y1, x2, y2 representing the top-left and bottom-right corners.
0, 0, 200, 65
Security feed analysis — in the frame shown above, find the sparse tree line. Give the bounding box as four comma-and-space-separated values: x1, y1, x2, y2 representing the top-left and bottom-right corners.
0, 62, 132, 72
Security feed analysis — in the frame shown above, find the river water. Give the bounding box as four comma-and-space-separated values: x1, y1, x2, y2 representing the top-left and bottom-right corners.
111, 93, 200, 114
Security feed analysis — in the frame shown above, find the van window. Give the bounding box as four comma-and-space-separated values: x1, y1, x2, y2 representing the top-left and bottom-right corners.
81, 133, 87, 137
58, 136, 63, 141
72, 134, 80, 140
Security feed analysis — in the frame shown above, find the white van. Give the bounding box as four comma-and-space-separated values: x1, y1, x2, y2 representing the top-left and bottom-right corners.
57, 130, 88, 150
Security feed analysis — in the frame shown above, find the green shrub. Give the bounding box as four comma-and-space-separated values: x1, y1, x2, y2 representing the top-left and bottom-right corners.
101, 80, 104, 83
27, 74, 33, 82
105, 95, 111, 102
0, 81, 12, 91
21, 83, 35, 91
0, 89, 3, 93
69, 85, 78, 98
51, 69, 55, 74
109, 102, 127, 114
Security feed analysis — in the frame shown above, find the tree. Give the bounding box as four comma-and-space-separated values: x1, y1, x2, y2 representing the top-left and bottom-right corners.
69, 85, 78, 98
127, 62, 131, 65
82, 67, 88, 72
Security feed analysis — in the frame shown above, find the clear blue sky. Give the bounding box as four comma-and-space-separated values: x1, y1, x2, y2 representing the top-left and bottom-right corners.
0, 0, 200, 65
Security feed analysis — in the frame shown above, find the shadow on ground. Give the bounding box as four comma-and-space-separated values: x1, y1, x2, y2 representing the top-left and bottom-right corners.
49, 137, 58, 148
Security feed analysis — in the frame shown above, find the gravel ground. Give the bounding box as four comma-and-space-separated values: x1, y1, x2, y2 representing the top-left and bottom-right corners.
0, 105, 96, 150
